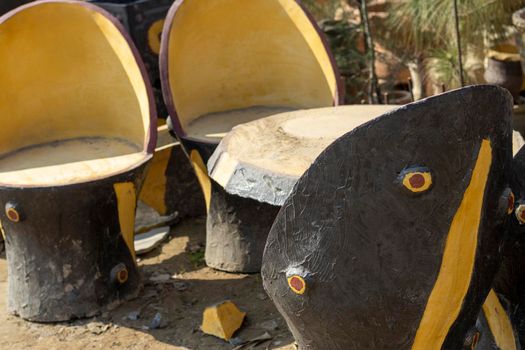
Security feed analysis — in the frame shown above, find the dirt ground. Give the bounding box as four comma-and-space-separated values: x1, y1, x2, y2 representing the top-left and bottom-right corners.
0, 217, 295, 350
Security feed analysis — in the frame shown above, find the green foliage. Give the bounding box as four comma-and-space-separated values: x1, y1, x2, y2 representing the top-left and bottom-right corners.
319, 19, 368, 103
385, 0, 525, 88
189, 249, 205, 268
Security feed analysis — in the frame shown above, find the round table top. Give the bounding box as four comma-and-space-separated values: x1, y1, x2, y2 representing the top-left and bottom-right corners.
208, 104, 525, 206
207, 105, 398, 206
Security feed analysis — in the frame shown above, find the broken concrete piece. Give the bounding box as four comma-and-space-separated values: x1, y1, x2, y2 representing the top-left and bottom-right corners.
134, 226, 171, 255
201, 301, 246, 341
134, 201, 179, 234
231, 332, 273, 349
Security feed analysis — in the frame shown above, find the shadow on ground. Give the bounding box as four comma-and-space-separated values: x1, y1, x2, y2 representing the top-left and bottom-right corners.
0, 216, 295, 350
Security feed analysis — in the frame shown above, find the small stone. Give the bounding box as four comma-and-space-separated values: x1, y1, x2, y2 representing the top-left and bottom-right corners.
259, 319, 279, 331
149, 273, 171, 283
173, 282, 188, 292
143, 289, 159, 298
87, 322, 111, 335
149, 312, 163, 329
186, 242, 204, 253
127, 311, 140, 321
229, 337, 244, 346
256, 293, 268, 301
201, 301, 246, 341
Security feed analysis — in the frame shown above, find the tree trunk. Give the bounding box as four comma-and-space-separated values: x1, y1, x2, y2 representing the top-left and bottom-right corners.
407, 57, 425, 100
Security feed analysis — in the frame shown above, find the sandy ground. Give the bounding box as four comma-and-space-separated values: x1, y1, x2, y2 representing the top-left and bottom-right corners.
0, 217, 295, 350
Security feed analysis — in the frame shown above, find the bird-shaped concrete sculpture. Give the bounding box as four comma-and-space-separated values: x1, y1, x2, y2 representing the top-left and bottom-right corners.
262, 85, 516, 349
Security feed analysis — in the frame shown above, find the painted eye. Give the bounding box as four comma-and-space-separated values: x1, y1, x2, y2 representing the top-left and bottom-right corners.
515, 201, 525, 225
287, 275, 306, 295
398, 167, 433, 193
5, 202, 21, 223
110, 263, 129, 285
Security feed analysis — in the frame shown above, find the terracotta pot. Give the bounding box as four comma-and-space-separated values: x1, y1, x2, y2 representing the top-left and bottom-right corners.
484, 45, 523, 101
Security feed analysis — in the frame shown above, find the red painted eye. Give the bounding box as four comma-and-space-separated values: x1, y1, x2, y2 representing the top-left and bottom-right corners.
5, 202, 21, 223
6, 208, 19, 222
287, 275, 306, 295
399, 167, 432, 193
117, 268, 128, 284
408, 174, 425, 188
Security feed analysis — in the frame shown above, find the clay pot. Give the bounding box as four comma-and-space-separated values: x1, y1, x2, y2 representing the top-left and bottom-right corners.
484, 45, 523, 101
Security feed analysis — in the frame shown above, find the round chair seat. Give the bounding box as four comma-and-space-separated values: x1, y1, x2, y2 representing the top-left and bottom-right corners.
208, 105, 398, 206
0, 137, 146, 187
186, 106, 294, 142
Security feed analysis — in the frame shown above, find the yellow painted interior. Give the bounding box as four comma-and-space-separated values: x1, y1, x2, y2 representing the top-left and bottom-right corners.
166, 0, 337, 134
148, 19, 164, 55
0, 2, 151, 184
402, 171, 433, 193
412, 139, 492, 349
201, 301, 246, 341
482, 289, 517, 350
190, 150, 211, 211
139, 146, 170, 215
114, 182, 137, 259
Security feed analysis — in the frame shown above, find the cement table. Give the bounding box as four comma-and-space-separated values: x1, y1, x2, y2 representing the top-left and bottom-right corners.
205, 105, 398, 272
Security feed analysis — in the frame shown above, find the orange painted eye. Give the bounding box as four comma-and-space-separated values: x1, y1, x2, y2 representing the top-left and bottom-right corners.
287, 275, 306, 295
399, 167, 432, 193
111, 263, 129, 285
5, 202, 21, 223
516, 203, 525, 225
117, 267, 128, 284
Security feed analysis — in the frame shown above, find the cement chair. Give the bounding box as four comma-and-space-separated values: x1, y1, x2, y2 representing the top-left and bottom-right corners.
160, 0, 342, 272
0, 0, 156, 321
262, 86, 518, 349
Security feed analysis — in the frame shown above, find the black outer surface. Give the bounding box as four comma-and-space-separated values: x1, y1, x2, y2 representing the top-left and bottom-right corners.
0, 1, 32, 15
164, 144, 205, 218
89, 0, 173, 119
1, 163, 148, 322
493, 145, 525, 345
181, 137, 216, 165
179, 136, 281, 273
261, 85, 513, 349
206, 180, 280, 273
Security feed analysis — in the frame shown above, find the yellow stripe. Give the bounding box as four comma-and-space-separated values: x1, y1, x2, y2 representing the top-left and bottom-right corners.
139, 147, 170, 215
0, 219, 5, 240
482, 289, 517, 350
114, 182, 137, 259
412, 139, 492, 349
147, 19, 164, 55
190, 150, 211, 212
